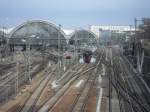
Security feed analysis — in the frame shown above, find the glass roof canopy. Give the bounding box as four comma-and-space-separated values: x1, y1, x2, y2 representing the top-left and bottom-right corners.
69, 30, 98, 47
9, 20, 67, 47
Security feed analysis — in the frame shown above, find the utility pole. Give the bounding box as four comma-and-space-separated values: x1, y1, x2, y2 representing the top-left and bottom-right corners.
134, 18, 143, 73
99, 28, 102, 47
27, 37, 31, 83
25, 36, 32, 83
15, 54, 20, 96
74, 30, 77, 64
42, 38, 45, 69
57, 24, 62, 77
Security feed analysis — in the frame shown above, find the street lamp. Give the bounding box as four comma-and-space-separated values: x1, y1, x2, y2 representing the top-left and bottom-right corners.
134, 18, 144, 73
25, 34, 37, 83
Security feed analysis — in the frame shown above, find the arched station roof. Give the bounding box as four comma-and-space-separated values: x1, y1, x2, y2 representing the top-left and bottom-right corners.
69, 30, 98, 47
9, 20, 67, 47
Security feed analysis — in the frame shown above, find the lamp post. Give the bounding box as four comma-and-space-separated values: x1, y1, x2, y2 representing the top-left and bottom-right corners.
15, 54, 21, 96
23, 34, 37, 83
57, 24, 62, 77
74, 30, 78, 64
134, 18, 144, 73
99, 28, 101, 47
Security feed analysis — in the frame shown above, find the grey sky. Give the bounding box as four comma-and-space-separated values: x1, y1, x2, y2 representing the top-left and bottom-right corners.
0, 0, 150, 28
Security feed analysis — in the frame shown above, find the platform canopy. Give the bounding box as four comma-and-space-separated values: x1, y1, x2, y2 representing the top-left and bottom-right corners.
9, 20, 67, 47
69, 30, 98, 49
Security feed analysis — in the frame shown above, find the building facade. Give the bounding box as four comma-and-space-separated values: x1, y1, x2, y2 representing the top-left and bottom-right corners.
89, 25, 135, 37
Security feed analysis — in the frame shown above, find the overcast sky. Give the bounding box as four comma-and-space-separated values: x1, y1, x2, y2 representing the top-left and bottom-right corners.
0, 0, 150, 28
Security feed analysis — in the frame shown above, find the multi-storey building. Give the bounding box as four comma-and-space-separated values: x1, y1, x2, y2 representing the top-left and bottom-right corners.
89, 25, 135, 37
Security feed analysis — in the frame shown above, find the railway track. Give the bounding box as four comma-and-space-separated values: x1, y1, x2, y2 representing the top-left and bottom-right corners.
0, 60, 48, 104
111, 47, 150, 112
0, 49, 65, 105
20, 66, 57, 112
35, 49, 105, 112
37, 64, 89, 112
0, 48, 105, 112
0, 62, 16, 76
6, 63, 85, 112
82, 74, 97, 112
32, 63, 85, 112
2, 64, 56, 112
70, 68, 97, 112
49, 49, 104, 112
49, 64, 93, 112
